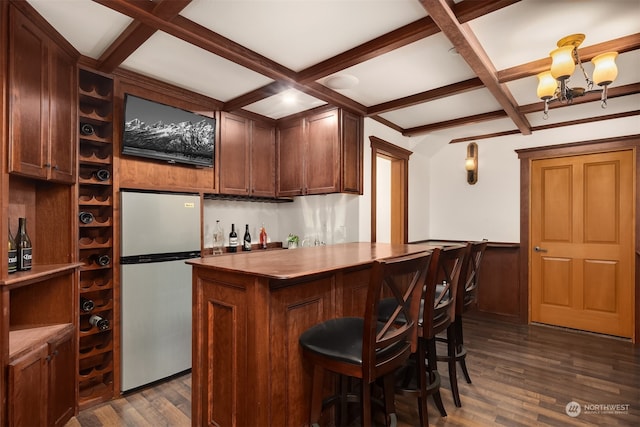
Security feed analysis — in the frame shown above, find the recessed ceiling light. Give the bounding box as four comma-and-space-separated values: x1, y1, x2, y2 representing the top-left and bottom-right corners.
325, 74, 359, 90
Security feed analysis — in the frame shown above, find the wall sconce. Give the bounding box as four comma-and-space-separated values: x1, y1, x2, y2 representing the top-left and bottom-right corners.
465, 142, 478, 185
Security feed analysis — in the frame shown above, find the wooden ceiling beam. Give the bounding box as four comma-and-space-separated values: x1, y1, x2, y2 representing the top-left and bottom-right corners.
519, 82, 640, 114
223, 82, 292, 113
450, 110, 640, 144
498, 33, 640, 83
97, 0, 192, 73
367, 77, 483, 115
419, 0, 531, 135
403, 110, 508, 137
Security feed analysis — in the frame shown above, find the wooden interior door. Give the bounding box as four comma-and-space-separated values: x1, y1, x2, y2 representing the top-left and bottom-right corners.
530, 150, 634, 338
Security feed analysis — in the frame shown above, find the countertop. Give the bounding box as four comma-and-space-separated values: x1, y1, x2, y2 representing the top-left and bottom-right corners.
186, 242, 439, 280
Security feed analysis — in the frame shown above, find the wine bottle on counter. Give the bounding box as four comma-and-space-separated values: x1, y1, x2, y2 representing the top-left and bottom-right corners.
15, 218, 32, 271
80, 296, 95, 312
243, 224, 251, 251
8, 223, 17, 274
259, 224, 268, 249
89, 314, 109, 331
228, 224, 238, 253
79, 211, 95, 224
212, 220, 224, 255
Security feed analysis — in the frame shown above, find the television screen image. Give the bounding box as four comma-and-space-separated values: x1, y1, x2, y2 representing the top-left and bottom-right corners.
122, 94, 215, 167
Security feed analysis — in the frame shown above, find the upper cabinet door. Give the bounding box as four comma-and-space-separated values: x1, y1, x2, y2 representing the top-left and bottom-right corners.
340, 110, 363, 195
305, 109, 340, 195
219, 113, 251, 195
8, 6, 76, 184
277, 119, 305, 197
8, 8, 49, 180
250, 120, 276, 198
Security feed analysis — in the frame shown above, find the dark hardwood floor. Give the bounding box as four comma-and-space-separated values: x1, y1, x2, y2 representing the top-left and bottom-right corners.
65, 314, 640, 426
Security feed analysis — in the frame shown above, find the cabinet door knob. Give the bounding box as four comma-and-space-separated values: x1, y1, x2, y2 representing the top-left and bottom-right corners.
44, 163, 51, 168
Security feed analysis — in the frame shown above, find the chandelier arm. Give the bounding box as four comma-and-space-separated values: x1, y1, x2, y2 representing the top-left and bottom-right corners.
573, 47, 593, 90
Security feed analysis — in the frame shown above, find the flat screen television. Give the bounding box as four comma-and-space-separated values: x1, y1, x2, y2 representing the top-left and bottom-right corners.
122, 93, 215, 167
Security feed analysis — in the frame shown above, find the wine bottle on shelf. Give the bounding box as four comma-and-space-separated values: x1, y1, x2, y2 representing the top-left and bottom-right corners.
80, 123, 95, 136
228, 224, 238, 253
93, 169, 111, 181
89, 314, 109, 331
80, 297, 95, 312
8, 222, 17, 273
94, 254, 111, 266
212, 220, 224, 255
259, 224, 268, 250
15, 218, 32, 271
79, 211, 95, 224
243, 224, 251, 251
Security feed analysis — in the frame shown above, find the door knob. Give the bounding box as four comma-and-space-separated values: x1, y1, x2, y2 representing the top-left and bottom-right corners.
534, 246, 548, 252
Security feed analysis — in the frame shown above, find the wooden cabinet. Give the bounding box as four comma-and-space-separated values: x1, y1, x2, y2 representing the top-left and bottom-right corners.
219, 112, 276, 197
7, 325, 74, 427
277, 107, 362, 197
8, 5, 76, 184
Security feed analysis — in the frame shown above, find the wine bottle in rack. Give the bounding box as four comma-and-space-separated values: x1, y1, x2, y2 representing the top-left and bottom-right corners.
94, 254, 111, 266
79, 211, 94, 224
89, 314, 109, 331
15, 218, 32, 271
80, 297, 95, 312
243, 224, 251, 251
80, 123, 95, 136
93, 169, 110, 181
8, 222, 17, 273
228, 223, 238, 253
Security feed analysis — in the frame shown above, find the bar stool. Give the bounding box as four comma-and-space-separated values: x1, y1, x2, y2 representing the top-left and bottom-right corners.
299, 251, 432, 427
437, 240, 488, 407
392, 244, 469, 426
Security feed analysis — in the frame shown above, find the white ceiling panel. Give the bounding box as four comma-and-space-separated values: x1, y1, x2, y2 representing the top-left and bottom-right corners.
380, 88, 504, 129
27, 0, 133, 58
469, 0, 640, 70
244, 88, 327, 119
180, 0, 428, 72
120, 31, 274, 102
318, 33, 477, 106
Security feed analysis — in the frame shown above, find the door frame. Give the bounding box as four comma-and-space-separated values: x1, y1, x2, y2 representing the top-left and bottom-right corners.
516, 134, 640, 342
369, 136, 412, 244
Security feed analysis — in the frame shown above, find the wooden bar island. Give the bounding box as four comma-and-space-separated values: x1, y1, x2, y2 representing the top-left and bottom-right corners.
187, 242, 436, 427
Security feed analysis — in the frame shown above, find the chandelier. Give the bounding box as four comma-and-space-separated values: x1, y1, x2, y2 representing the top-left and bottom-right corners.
536, 34, 618, 119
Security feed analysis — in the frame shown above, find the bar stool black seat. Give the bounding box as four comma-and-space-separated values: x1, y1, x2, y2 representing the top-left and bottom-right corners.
299, 251, 432, 427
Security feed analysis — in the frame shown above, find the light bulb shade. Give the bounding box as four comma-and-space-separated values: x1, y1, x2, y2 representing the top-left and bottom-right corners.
465, 157, 476, 171
550, 45, 575, 80
592, 52, 618, 86
536, 71, 558, 100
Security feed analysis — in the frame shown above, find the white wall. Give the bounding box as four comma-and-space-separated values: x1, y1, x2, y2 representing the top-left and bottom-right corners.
204, 114, 639, 247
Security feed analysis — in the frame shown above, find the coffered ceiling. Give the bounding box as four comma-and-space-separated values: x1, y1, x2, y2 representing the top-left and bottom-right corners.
26, 0, 640, 142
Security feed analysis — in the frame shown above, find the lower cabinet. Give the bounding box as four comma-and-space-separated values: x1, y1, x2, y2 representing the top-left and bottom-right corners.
7, 325, 75, 427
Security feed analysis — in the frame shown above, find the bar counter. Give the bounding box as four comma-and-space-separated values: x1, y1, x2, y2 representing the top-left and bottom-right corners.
188, 242, 437, 427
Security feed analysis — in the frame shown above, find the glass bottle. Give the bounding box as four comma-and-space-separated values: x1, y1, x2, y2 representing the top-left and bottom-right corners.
243, 224, 251, 251
259, 224, 268, 249
228, 224, 238, 253
212, 220, 224, 255
15, 217, 32, 271
8, 222, 17, 273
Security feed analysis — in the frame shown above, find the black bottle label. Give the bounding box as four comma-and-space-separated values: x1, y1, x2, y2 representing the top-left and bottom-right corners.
19, 248, 32, 270
8, 249, 17, 273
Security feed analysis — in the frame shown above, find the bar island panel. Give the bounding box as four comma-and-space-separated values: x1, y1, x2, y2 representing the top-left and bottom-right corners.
188, 242, 436, 427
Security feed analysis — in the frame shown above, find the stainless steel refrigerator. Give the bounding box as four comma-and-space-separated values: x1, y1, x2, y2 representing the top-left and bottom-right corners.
120, 190, 201, 392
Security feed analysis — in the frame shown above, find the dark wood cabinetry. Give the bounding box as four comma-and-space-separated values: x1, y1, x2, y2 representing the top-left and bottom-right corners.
219, 112, 276, 197
77, 69, 116, 409
277, 107, 362, 197
7, 5, 76, 184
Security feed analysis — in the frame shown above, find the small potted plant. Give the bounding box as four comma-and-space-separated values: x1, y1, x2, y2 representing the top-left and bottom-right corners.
287, 234, 299, 249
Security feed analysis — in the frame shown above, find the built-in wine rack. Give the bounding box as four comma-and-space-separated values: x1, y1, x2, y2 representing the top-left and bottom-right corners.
77, 69, 115, 408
